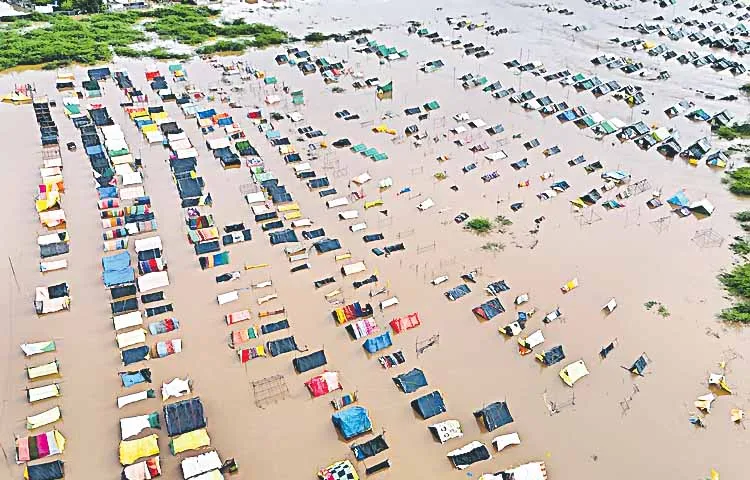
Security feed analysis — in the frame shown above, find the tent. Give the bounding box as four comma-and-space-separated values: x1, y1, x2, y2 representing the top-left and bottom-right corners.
429, 420, 463, 443
628, 354, 650, 375
15, 430, 66, 463
170, 428, 211, 455
689, 199, 715, 216
120, 412, 160, 440
25, 460, 64, 480
536, 345, 566, 366
318, 460, 359, 480
363, 331, 392, 353
447, 441, 490, 470
181, 451, 222, 479
492, 432, 521, 452
164, 397, 206, 436
26, 406, 61, 430
351, 434, 388, 461
392, 368, 428, 393
445, 284, 471, 301
119, 434, 159, 466
123, 458, 161, 480
293, 350, 327, 373
411, 390, 446, 419
266, 336, 298, 356
667, 191, 690, 207
473, 401, 513, 431
472, 298, 505, 320
332, 406, 372, 439
560, 360, 589, 386
305, 371, 341, 397
480, 461, 547, 480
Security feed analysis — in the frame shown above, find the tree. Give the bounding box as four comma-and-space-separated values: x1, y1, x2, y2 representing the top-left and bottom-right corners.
72, 0, 104, 13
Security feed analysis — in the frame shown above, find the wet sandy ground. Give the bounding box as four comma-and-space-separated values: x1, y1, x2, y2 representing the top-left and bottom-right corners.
2, 0, 750, 479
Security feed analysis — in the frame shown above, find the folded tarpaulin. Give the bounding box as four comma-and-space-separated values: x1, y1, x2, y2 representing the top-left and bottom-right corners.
332, 406, 372, 440
472, 298, 505, 320
314, 238, 341, 253
292, 349, 327, 373
393, 368, 428, 394
260, 318, 289, 334
15, 429, 66, 463
351, 434, 389, 461
363, 331, 392, 353
302, 228, 325, 240
119, 434, 159, 466
411, 390, 446, 419
120, 412, 160, 439
164, 397, 206, 436
122, 345, 150, 366
25, 460, 64, 480
473, 401, 513, 432
266, 336, 298, 357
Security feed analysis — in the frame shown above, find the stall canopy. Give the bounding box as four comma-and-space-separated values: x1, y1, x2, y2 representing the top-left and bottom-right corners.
332, 406, 372, 439
473, 401, 513, 431
392, 368, 428, 393
411, 391, 446, 419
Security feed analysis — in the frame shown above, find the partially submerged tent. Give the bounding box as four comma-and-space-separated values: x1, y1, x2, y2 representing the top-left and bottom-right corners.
560, 359, 589, 386
392, 368, 428, 393
480, 461, 548, 480
447, 441, 490, 470
164, 396, 206, 436
317, 460, 359, 480
293, 349, 327, 373
363, 331, 392, 353
429, 419, 463, 443
411, 391, 446, 419
473, 401, 513, 431
332, 406, 372, 439
351, 434, 388, 460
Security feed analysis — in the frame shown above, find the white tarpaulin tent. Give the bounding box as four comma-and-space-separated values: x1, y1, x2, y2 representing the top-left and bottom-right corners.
117, 389, 153, 408
120, 186, 146, 200
245, 192, 266, 204
182, 451, 223, 479
135, 236, 162, 253
217, 290, 239, 305
342, 261, 366, 276
339, 210, 359, 220
479, 462, 547, 480
429, 419, 463, 443
485, 151, 508, 161
28, 384, 60, 403
162, 377, 191, 401
27, 406, 61, 430
352, 172, 372, 185
113, 311, 143, 331
418, 198, 435, 211
326, 197, 349, 208
116, 329, 147, 349
138, 272, 169, 292
492, 432, 521, 452
120, 414, 157, 440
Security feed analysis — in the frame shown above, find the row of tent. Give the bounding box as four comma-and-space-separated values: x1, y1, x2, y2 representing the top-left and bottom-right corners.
110, 68, 233, 480
20, 96, 69, 480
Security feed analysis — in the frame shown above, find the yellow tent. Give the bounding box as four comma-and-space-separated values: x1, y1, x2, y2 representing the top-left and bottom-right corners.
364, 199, 384, 209
708, 374, 732, 394
119, 434, 159, 465
372, 124, 388, 133
26, 406, 62, 430
731, 408, 744, 423
169, 428, 210, 455
2, 92, 32, 105
561, 278, 579, 293
278, 203, 300, 212
643, 41, 656, 49
35, 191, 61, 213
284, 211, 302, 220
559, 360, 589, 387
694, 393, 716, 412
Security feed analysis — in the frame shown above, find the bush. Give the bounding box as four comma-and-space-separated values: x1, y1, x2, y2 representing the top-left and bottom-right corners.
727, 167, 750, 196
196, 40, 247, 55
735, 211, 750, 222
719, 263, 750, 298
731, 237, 750, 256
719, 301, 750, 323
465, 217, 493, 234
716, 124, 750, 141
304, 32, 332, 42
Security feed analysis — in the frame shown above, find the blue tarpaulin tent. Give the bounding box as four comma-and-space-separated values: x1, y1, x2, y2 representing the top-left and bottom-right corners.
393, 368, 428, 393
411, 391, 446, 419
363, 331, 392, 353
332, 406, 372, 439
472, 298, 505, 320
102, 252, 135, 287
667, 191, 690, 207
473, 401, 513, 431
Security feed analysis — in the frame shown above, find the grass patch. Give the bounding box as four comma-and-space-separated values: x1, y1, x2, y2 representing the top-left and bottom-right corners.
644, 300, 657, 310
741, 83, 750, 95
731, 236, 750, 256
735, 211, 750, 222
719, 301, 750, 323
0, 6, 286, 71
727, 167, 750, 195
481, 241, 505, 252
304, 31, 334, 42
465, 217, 493, 234
716, 123, 750, 141
657, 304, 671, 318
196, 40, 248, 55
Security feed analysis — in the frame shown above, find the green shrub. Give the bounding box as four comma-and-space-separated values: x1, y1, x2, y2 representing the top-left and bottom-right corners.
731, 237, 750, 256
719, 263, 750, 298
727, 167, 750, 196
734, 211, 750, 222
719, 301, 750, 323
716, 124, 750, 141
465, 217, 493, 234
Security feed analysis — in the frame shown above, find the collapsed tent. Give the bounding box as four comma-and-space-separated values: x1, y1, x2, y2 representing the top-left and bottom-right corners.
411, 391, 446, 419
332, 406, 372, 439
393, 368, 428, 393
447, 441, 490, 470
473, 402, 513, 432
